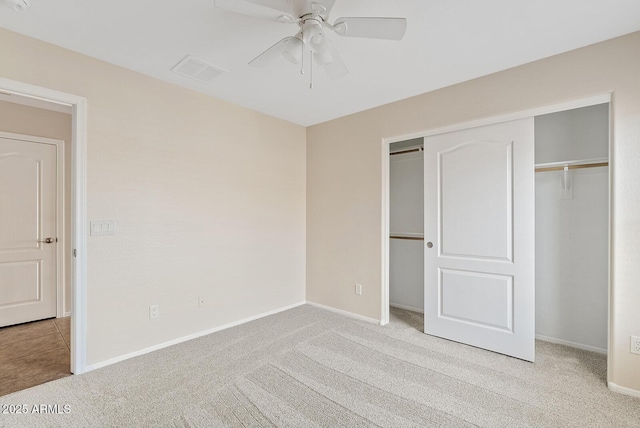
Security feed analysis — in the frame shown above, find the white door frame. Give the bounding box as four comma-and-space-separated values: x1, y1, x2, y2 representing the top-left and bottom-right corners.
381, 93, 612, 365
0, 78, 88, 375
0, 132, 66, 319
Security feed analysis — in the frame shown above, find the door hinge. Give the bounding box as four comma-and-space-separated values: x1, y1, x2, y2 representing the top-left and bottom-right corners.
73, 249, 77, 257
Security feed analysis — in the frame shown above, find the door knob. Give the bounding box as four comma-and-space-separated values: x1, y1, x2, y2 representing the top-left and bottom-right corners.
38, 237, 57, 244
426, 241, 433, 248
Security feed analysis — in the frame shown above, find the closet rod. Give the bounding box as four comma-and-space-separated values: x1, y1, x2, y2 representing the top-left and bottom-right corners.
390, 147, 423, 156
390, 235, 424, 241
535, 161, 608, 173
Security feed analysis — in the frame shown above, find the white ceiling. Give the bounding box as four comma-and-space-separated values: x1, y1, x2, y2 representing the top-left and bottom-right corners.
1, 0, 639, 126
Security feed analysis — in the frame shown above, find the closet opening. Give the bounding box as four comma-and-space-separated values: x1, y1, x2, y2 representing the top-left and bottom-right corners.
388, 138, 424, 317
534, 103, 609, 354
0, 77, 89, 376
384, 98, 610, 360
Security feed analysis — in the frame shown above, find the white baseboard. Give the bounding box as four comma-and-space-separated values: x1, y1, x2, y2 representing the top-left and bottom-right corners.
306, 301, 381, 325
390, 303, 424, 314
608, 382, 640, 398
86, 301, 306, 372
535, 334, 607, 355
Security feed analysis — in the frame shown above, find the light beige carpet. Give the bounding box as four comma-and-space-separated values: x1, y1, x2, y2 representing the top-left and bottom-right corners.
1, 305, 639, 427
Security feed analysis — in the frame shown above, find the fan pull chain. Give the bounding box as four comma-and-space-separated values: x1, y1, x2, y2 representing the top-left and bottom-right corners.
310, 51, 314, 89
300, 29, 305, 75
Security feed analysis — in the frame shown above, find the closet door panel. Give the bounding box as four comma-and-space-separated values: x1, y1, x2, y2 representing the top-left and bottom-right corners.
424, 118, 535, 362
439, 141, 512, 261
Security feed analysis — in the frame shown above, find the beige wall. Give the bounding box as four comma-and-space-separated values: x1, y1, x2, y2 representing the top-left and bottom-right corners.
0, 28, 306, 365
0, 101, 73, 315
307, 31, 640, 392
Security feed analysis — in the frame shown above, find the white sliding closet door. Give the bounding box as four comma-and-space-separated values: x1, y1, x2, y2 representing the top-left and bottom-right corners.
424, 118, 535, 361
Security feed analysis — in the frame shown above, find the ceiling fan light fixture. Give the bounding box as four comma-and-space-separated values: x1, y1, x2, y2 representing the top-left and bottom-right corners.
314, 46, 334, 66
309, 35, 323, 52
282, 37, 303, 64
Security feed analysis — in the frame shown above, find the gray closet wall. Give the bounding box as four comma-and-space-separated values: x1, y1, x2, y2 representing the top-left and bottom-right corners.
535, 103, 609, 352
389, 139, 424, 312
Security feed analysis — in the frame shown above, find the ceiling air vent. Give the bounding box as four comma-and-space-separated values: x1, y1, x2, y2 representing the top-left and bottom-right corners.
171, 55, 228, 84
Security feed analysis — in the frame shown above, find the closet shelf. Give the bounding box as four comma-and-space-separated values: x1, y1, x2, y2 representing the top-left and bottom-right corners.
390, 233, 424, 241
390, 146, 423, 156
534, 157, 608, 173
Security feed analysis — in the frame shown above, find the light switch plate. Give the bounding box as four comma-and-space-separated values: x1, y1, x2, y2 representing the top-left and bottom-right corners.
631, 336, 640, 355
90, 220, 116, 235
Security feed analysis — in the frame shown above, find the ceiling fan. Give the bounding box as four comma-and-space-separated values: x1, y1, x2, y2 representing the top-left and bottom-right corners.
214, 0, 407, 87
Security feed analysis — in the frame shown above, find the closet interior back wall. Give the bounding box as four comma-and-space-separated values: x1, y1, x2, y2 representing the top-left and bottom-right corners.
389, 144, 424, 313
534, 103, 609, 353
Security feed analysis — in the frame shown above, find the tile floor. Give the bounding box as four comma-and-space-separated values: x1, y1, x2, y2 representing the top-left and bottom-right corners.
0, 317, 71, 396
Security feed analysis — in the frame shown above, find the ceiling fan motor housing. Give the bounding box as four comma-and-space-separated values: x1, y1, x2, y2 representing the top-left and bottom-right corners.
302, 18, 329, 53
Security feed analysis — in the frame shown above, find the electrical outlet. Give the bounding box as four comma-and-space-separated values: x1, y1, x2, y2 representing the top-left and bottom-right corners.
149, 305, 159, 320
198, 296, 205, 308
631, 336, 640, 355
355, 283, 362, 295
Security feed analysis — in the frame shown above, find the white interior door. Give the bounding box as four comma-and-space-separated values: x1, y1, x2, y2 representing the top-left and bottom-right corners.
424, 118, 535, 361
0, 136, 58, 327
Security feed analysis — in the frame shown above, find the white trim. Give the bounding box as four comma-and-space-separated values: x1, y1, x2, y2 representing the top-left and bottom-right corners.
535, 334, 607, 355
381, 138, 391, 326
0, 92, 72, 114
381, 93, 613, 343
56, 137, 65, 319
86, 301, 306, 371
383, 93, 612, 145
606, 101, 613, 384
608, 382, 640, 399
0, 78, 88, 375
390, 303, 424, 314
0, 131, 60, 145
71, 96, 88, 375
306, 301, 382, 325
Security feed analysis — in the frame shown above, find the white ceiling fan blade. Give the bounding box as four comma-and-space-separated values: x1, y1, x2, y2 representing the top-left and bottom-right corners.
214, 0, 296, 23
333, 17, 407, 40
249, 36, 299, 67
319, 47, 348, 79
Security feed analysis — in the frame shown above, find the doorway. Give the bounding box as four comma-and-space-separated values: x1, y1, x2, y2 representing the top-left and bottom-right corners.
0, 78, 88, 376
383, 95, 611, 365
0, 104, 72, 396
